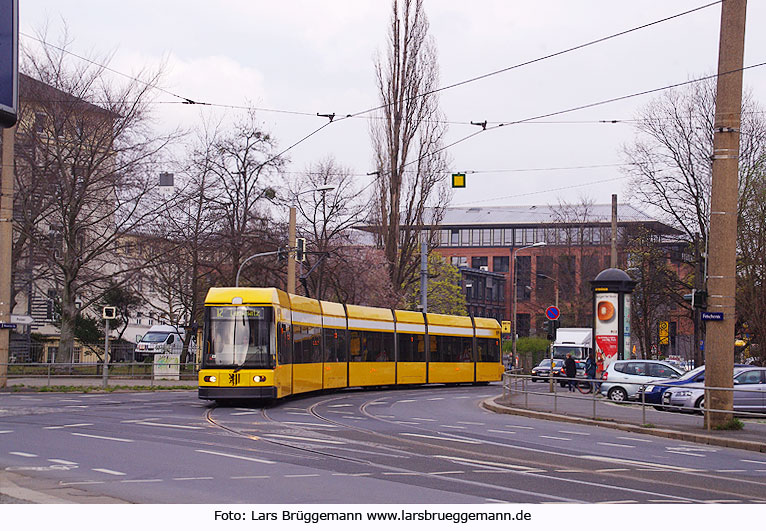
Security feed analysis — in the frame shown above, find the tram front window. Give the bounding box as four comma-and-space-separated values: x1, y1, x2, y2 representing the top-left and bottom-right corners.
205, 306, 275, 368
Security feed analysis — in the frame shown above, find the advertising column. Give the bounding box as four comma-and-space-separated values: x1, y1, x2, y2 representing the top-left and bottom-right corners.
595, 292, 619, 368
590, 268, 636, 368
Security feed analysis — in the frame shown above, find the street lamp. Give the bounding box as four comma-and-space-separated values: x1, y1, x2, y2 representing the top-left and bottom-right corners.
288, 185, 335, 294
511, 241, 546, 368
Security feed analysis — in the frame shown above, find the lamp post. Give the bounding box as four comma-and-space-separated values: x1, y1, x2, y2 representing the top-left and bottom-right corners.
511, 242, 546, 368
288, 185, 334, 294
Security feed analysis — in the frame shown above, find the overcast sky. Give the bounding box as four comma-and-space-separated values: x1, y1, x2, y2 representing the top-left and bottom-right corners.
19, 1, 766, 213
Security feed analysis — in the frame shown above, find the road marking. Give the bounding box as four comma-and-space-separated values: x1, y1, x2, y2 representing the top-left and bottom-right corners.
9, 452, 37, 457
132, 421, 203, 430
60, 481, 104, 486
92, 468, 126, 476
262, 434, 346, 445
488, 430, 516, 435
426, 397, 445, 401
559, 430, 590, 436
596, 468, 631, 473
598, 500, 639, 504
540, 435, 571, 441
429, 471, 464, 475
555, 469, 581, 473
0, 430, 13, 434
440, 425, 468, 429
231, 411, 260, 416
332, 472, 371, 477
665, 450, 705, 458
383, 472, 419, 476
173, 477, 213, 481
704, 500, 741, 504
617, 436, 652, 443
435, 455, 543, 473
505, 425, 534, 430
231, 476, 270, 479
43, 423, 94, 430
400, 433, 481, 445
71, 433, 134, 443
283, 422, 335, 428
715, 469, 746, 473
196, 450, 275, 464
580, 455, 698, 473
328, 404, 353, 408
48, 459, 78, 465
342, 416, 365, 420
457, 421, 485, 426
284, 474, 320, 478
741, 459, 766, 465
411, 418, 437, 422
647, 500, 692, 503
64, 405, 89, 409
396, 399, 416, 403
120, 479, 163, 483
285, 412, 312, 416
597, 442, 635, 448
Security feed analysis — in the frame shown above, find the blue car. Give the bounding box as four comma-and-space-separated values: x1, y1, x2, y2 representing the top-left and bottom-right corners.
640, 364, 749, 409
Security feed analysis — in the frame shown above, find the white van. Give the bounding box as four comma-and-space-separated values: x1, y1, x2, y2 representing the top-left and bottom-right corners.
134, 325, 184, 362
552, 328, 592, 361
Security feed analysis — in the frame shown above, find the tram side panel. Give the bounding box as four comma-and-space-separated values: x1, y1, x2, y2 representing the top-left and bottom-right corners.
289, 295, 324, 396
426, 314, 476, 384
346, 305, 396, 387
474, 317, 504, 382
394, 310, 427, 384
320, 301, 349, 389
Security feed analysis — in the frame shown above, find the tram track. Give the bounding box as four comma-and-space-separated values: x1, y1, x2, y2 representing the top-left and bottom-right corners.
209, 390, 766, 503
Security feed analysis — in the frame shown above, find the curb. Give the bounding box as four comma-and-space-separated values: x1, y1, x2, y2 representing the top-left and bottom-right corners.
482, 396, 766, 454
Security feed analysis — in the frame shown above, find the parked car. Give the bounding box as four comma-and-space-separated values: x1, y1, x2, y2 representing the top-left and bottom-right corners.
530, 358, 564, 382
663, 367, 766, 413
600, 360, 684, 402
641, 364, 751, 408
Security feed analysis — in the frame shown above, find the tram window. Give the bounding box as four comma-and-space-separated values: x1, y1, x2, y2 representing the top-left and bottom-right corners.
324, 328, 348, 363
278, 323, 292, 365
309, 326, 322, 363
349, 330, 394, 362
397, 333, 425, 362
477, 337, 501, 362
435, 336, 471, 362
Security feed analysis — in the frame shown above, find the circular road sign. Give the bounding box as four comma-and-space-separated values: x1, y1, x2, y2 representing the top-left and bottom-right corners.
545, 306, 560, 320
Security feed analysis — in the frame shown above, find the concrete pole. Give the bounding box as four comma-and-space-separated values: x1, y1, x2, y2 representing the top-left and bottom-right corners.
706, 0, 746, 428
610, 194, 618, 268
287, 206, 296, 294
420, 235, 427, 313
0, 126, 16, 388
102, 318, 110, 388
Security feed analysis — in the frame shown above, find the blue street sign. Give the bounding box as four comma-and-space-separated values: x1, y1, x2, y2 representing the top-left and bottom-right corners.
701, 312, 724, 322
545, 306, 560, 320
0, 322, 16, 329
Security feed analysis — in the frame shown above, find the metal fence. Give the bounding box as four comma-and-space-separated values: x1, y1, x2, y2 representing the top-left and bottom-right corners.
502, 371, 766, 430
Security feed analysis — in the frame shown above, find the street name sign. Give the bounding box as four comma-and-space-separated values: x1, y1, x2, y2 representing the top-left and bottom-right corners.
701, 312, 724, 321
10, 314, 32, 324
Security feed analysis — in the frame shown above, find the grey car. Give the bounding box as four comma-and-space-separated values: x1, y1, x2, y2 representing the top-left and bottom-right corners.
663, 367, 766, 413
600, 360, 684, 402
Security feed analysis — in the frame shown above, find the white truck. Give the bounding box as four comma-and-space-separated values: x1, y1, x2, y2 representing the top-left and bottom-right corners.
551, 328, 592, 361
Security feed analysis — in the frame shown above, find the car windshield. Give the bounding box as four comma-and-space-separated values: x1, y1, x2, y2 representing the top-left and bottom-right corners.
537, 359, 552, 368
680, 365, 705, 380
141, 332, 170, 343
553, 346, 585, 359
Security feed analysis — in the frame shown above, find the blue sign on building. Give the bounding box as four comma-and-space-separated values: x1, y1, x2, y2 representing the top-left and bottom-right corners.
0, 0, 18, 128
701, 312, 724, 322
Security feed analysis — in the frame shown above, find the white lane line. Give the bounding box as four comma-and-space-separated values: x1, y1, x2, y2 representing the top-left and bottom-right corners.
43, 423, 94, 430
555, 469, 581, 473
71, 433, 133, 443
540, 435, 572, 441
284, 474, 320, 478
327, 404, 353, 408
666, 450, 705, 458
61, 481, 104, 486
383, 472, 419, 476
48, 459, 78, 465
342, 416, 366, 420
196, 449, 275, 464
331, 472, 372, 477
596, 468, 631, 473
0, 430, 13, 434
505, 425, 534, 430
396, 400, 416, 403
436, 455, 543, 473
120, 479, 163, 483
231, 476, 270, 479
715, 469, 746, 473
411, 418, 437, 422
599, 500, 639, 504
173, 477, 213, 481
377, 415, 395, 418
285, 412, 312, 416
597, 442, 635, 448
648, 500, 692, 504
231, 412, 260, 416
457, 421, 485, 426
488, 430, 516, 435
92, 468, 126, 476
426, 397, 445, 401
400, 433, 481, 445
429, 471, 464, 475
559, 430, 590, 436
618, 436, 653, 443
9, 452, 37, 458
581, 455, 698, 473
19, 398, 43, 401
133, 421, 204, 430
440, 425, 468, 430
283, 422, 335, 428
64, 405, 89, 409
741, 459, 766, 465
395, 421, 420, 425
262, 434, 346, 445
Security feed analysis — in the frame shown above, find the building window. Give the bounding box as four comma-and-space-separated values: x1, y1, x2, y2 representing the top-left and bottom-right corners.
450, 230, 459, 246
440, 230, 450, 246
504, 229, 513, 246
493, 256, 509, 272
493, 229, 503, 246
460, 229, 470, 246
515, 256, 531, 301
472, 256, 488, 269
482, 229, 491, 246
516, 313, 531, 338
471, 229, 481, 246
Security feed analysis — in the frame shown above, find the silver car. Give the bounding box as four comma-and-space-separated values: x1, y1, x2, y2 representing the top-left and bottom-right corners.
663, 367, 766, 413
601, 360, 683, 402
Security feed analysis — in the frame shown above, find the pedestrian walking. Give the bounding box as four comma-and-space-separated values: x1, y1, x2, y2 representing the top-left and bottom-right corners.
585, 352, 598, 393
564, 353, 577, 392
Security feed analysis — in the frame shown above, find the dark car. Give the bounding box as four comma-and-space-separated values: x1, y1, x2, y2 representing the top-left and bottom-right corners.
530, 358, 564, 382
641, 364, 750, 409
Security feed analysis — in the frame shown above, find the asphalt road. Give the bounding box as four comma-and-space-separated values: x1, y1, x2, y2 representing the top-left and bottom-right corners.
1, 384, 766, 504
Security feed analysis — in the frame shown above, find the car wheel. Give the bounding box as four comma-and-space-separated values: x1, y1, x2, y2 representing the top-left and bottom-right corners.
694, 396, 705, 415
607, 387, 627, 402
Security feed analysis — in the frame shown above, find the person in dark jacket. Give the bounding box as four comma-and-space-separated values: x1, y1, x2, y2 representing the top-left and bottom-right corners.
585, 353, 598, 392
564, 353, 577, 392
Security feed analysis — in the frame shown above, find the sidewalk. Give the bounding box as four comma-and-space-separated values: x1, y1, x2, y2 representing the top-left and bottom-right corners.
483, 384, 766, 454
3, 376, 196, 389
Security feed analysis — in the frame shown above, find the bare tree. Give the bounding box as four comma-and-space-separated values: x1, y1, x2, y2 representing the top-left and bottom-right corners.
14, 30, 177, 361
288, 157, 370, 300
371, 0, 450, 301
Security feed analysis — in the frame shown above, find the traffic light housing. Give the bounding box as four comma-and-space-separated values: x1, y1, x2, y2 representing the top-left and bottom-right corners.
683, 289, 707, 309
296, 238, 306, 262
277, 247, 288, 262
542, 319, 558, 340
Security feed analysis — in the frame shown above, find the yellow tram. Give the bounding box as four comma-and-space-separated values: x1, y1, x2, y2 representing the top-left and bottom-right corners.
198, 287, 503, 402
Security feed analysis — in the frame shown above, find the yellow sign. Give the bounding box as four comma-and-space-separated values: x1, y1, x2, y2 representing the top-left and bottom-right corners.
451, 173, 466, 188
501, 321, 511, 334
659, 321, 669, 345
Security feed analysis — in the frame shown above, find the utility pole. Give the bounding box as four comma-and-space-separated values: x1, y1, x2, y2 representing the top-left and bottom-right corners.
287, 207, 297, 294
420, 233, 427, 313
610, 194, 618, 268
0, 126, 15, 388
705, 0, 746, 429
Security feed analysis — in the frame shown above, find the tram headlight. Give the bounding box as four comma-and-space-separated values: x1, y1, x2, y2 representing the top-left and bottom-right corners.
203, 375, 217, 383
253, 375, 266, 383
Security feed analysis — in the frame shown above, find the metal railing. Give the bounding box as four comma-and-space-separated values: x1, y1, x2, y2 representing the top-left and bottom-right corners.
502, 371, 766, 428
2, 361, 199, 387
